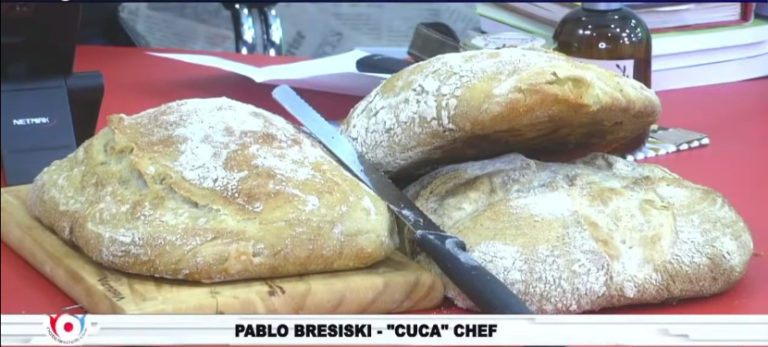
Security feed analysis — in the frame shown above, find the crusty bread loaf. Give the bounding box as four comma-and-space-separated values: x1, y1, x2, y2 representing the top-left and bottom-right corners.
28, 98, 397, 282
404, 153, 753, 313
341, 47, 661, 181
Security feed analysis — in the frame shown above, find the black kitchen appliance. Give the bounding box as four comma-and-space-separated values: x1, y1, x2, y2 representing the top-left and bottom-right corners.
1, 3, 104, 186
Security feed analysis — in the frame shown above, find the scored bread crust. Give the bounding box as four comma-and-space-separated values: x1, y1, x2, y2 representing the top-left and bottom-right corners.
341, 47, 661, 181
404, 153, 753, 313
27, 98, 397, 282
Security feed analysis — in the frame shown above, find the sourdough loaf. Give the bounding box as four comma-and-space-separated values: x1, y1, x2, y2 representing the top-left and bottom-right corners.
28, 98, 397, 282
404, 153, 753, 313
341, 47, 661, 181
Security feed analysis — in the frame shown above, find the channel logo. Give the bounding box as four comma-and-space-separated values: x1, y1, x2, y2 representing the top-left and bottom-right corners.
47, 314, 87, 344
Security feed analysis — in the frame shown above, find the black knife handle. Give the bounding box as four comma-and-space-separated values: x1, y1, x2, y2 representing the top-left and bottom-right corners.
356, 54, 414, 74
415, 230, 533, 314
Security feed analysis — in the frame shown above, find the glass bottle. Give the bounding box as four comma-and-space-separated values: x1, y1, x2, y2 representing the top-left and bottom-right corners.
553, 3, 651, 86
553, 3, 652, 154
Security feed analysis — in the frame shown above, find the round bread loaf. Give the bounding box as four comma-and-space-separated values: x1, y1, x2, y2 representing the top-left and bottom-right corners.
28, 98, 397, 282
404, 153, 753, 313
341, 47, 662, 181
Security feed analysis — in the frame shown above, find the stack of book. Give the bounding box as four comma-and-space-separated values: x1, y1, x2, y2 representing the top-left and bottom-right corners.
477, 2, 768, 91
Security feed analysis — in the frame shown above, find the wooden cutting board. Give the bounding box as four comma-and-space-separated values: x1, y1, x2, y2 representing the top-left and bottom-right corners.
0, 185, 444, 314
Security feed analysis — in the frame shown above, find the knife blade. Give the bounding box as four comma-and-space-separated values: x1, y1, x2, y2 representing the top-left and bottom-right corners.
271, 85, 533, 314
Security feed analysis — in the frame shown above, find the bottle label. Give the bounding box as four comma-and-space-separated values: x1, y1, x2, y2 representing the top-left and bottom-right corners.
573, 57, 634, 79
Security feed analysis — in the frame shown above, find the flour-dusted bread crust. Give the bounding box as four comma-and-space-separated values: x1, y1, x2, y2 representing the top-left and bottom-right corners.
404, 153, 753, 313
28, 98, 397, 282
341, 47, 661, 180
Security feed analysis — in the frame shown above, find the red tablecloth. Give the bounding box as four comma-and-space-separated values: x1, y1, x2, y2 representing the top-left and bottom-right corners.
2, 45, 767, 314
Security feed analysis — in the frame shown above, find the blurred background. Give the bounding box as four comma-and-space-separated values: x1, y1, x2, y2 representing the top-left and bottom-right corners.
44, 2, 768, 91
81, 3, 481, 56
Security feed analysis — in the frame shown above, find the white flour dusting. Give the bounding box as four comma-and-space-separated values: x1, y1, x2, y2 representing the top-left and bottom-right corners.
361, 195, 377, 217
168, 99, 265, 194
277, 185, 321, 211
28, 97, 398, 283
250, 145, 320, 181
411, 153, 753, 314
127, 98, 328, 209
458, 232, 609, 313
341, 48, 568, 172
511, 190, 573, 217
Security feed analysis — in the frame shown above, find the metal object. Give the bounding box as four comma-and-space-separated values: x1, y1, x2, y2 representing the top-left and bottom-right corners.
61, 304, 84, 312
225, 3, 283, 56
407, 22, 460, 62
355, 54, 413, 74
271, 85, 533, 314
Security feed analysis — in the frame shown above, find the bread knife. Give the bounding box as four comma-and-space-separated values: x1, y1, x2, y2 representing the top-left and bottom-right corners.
271, 85, 533, 314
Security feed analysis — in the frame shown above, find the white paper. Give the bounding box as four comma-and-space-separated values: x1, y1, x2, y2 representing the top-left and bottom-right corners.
148, 50, 389, 96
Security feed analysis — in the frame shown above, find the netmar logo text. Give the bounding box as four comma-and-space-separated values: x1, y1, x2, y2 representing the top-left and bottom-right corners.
47, 314, 87, 344
12, 117, 54, 126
